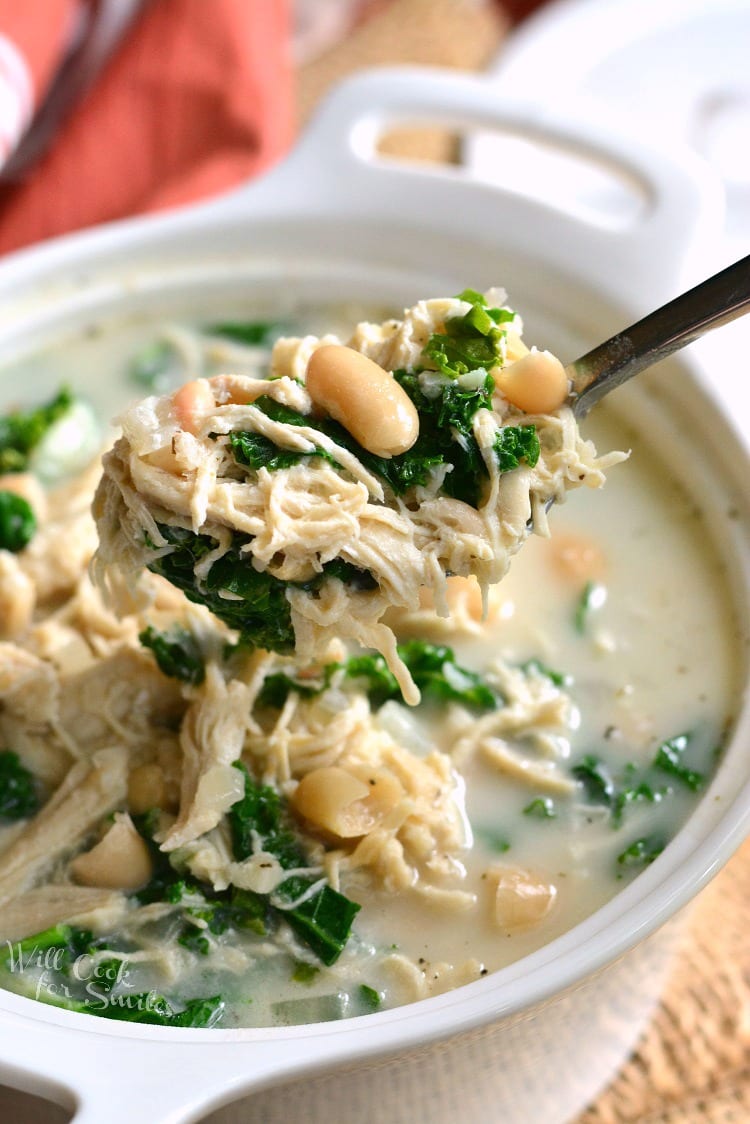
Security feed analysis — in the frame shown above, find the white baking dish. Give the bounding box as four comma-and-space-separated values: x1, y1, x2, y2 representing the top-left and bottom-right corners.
0, 68, 748, 1124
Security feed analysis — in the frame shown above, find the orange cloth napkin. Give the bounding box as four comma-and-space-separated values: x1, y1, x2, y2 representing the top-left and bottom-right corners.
0, 0, 294, 256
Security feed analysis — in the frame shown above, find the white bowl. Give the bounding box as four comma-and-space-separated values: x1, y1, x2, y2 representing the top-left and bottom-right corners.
0, 68, 748, 1124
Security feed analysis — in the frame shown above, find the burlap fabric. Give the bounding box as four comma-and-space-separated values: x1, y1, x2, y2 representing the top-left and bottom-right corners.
299, 2, 750, 1120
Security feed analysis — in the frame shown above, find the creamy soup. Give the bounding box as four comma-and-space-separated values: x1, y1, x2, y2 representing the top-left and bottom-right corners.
0, 299, 741, 1030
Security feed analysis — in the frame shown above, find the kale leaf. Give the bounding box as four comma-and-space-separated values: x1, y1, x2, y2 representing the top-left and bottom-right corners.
0, 919, 225, 1026
257, 665, 337, 709
148, 524, 374, 653
616, 836, 665, 870
349, 371, 536, 507
147, 524, 297, 652
0, 923, 93, 968
0, 387, 74, 474
80, 991, 225, 1027
205, 321, 284, 346
571, 731, 705, 835
256, 641, 503, 713
230, 431, 319, 472
133, 812, 274, 950
523, 797, 557, 819
494, 425, 540, 472
390, 370, 494, 505
571, 754, 668, 829
229, 397, 340, 473
229, 764, 360, 965
395, 639, 502, 709
574, 580, 607, 634
571, 754, 616, 806
422, 289, 514, 379
0, 750, 39, 819
653, 733, 704, 791
139, 624, 206, 686
519, 657, 572, 688
359, 984, 382, 1011
0, 491, 36, 552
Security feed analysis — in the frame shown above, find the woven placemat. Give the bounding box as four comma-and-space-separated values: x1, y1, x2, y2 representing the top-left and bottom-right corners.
299, 3, 750, 1120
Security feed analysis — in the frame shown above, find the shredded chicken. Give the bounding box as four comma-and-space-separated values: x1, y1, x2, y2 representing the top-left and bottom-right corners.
0, 885, 126, 944
0, 747, 128, 906
91, 293, 624, 701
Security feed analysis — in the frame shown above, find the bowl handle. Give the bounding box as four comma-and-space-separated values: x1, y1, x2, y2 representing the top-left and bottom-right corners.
222, 66, 723, 312
0, 1001, 347, 1124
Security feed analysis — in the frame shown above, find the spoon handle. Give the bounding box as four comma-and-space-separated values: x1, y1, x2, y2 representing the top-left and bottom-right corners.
568, 254, 750, 416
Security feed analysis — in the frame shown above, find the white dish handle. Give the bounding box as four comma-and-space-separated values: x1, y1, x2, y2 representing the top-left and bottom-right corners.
221, 66, 724, 312
0, 1000, 340, 1124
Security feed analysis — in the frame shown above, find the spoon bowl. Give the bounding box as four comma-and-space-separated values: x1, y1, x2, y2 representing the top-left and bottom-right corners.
569, 254, 750, 416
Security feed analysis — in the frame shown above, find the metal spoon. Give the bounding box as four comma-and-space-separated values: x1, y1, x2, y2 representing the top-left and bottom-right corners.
567, 254, 750, 417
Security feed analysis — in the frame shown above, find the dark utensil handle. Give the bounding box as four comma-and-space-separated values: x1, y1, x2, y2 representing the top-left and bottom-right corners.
568, 254, 750, 416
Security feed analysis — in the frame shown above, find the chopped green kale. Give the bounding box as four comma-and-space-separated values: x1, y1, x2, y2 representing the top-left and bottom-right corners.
359, 984, 382, 1011
571, 755, 616, 806
133, 812, 272, 945
257, 665, 337, 709
473, 826, 511, 854
147, 523, 374, 653
653, 733, 704, 791
572, 754, 667, 828
0, 923, 93, 968
617, 836, 665, 870
523, 797, 557, 819
205, 321, 284, 346
85, 992, 225, 1027
0, 750, 39, 820
292, 961, 320, 984
230, 429, 326, 472
342, 653, 400, 710
494, 425, 540, 472
237, 371, 528, 509
229, 397, 340, 473
388, 370, 493, 505
346, 640, 503, 711
139, 624, 206, 686
520, 658, 572, 688
229, 764, 360, 965
610, 766, 666, 828
0, 491, 36, 552
275, 876, 361, 967
256, 641, 503, 713
398, 639, 502, 709
422, 289, 514, 379
0, 387, 74, 474
574, 580, 606, 634
146, 524, 293, 650
572, 744, 684, 831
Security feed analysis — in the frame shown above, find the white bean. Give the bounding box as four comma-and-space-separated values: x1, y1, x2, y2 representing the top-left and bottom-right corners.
494, 348, 569, 414
489, 864, 557, 931
172, 379, 215, 435
292, 765, 403, 840
306, 345, 419, 458
70, 813, 153, 891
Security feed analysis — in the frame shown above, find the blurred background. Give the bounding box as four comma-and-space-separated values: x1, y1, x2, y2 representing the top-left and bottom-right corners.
0, 1, 748, 1121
